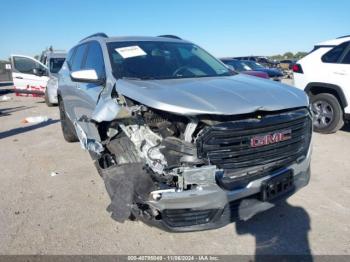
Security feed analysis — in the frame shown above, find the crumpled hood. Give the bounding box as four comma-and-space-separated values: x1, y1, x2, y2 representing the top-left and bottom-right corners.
116, 74, 308, 115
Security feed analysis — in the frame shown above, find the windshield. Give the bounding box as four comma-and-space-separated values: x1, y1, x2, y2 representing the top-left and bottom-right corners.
242, 61, 265, 70
107, 41, 231, 80
49, 58, 65, 73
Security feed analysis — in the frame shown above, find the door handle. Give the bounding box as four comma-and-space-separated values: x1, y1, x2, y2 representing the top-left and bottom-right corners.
333, 71, 346, 76
15, 76, 23, 79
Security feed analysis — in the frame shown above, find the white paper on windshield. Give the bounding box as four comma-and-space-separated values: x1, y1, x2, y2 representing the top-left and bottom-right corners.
115, 46, 147, 59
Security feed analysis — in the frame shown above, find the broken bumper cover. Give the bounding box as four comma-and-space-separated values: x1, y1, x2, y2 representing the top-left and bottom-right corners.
139, 149, 311, 232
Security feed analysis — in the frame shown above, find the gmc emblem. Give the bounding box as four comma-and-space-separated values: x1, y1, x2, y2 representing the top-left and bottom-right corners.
250, 129, 292, 148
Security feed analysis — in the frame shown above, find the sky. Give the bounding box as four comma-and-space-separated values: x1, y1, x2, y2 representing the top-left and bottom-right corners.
1, 0, 349, 60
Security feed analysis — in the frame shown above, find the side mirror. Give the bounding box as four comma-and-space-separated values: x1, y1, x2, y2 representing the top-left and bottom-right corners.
33, 68, 47, 76
70, 69, 104, 84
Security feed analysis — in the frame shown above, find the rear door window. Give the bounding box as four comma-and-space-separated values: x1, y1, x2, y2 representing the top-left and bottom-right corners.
321, 42, 349, 63
71, 44, 88, 71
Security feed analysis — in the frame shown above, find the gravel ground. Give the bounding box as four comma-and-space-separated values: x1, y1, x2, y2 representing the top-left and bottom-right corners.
0, 82, 349, 255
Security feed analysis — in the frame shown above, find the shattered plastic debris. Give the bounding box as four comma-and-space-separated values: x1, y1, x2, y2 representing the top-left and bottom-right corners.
22, 116, 49, 124
50, 172, 59, 177
0, 95, 12, 101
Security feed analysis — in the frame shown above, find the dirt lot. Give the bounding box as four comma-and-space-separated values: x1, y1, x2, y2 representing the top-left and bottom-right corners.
0, 82, 350, 255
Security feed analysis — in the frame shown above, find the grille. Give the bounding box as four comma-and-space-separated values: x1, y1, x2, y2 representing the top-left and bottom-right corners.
196, 108, 312, 189
163, 209, 218, 227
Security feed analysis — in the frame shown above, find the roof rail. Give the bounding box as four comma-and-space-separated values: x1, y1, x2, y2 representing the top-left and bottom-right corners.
337, 35, 350, 39
157, 35, 182, 40
80, 32, 108, 42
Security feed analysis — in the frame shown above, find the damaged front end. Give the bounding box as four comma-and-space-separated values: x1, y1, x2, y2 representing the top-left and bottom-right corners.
93, 100, 220, 223
85, 94, 312, 232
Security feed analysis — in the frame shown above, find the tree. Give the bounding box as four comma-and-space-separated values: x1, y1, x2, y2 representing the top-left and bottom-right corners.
295, 52, 308, 59
270, 54, 283, 61
283, 52, 294, 59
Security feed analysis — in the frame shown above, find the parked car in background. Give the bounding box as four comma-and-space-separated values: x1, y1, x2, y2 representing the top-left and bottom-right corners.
279, 59, 296, 70
10, 54, 49, 96
278, 59, 296, 79
221, 58, 269, 79
236, 60, 284, 81
40, 50, 66, 106
57, 33, 312, 232
234, 56, 279, 68
10, 50, 66, 105
293, 35, 350, 133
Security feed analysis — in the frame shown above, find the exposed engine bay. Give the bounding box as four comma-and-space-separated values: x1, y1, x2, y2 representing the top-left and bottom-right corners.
93, 101, 218, 221
90, 95, 312, 228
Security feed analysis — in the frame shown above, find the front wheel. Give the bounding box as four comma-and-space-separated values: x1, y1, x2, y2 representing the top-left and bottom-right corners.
310, 93, 344, 134
58, 98, 79, 142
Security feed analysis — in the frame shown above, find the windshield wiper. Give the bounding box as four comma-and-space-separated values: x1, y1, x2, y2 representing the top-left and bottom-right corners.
139, 76, 158, 80
121, 76, 143, 80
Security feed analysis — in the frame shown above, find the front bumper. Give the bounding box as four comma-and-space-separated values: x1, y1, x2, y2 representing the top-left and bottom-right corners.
138, 146, 311, 232
46, 79, 58, 104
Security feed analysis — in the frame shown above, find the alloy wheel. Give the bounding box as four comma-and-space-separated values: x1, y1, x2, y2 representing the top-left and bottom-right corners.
312, 100, 334, 129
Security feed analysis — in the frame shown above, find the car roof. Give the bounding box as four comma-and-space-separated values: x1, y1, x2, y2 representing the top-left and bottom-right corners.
316, 36, 350, 46
46, 52, 66, 58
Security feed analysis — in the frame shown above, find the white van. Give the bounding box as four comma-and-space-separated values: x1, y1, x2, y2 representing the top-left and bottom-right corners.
10, 51, 66, 105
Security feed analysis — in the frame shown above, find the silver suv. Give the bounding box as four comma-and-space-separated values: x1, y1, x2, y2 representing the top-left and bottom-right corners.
58, 33, 312, 232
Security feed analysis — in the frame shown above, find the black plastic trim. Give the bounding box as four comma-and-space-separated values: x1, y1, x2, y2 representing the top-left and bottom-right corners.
80, 32, 108, 42
305, 82, 348, 108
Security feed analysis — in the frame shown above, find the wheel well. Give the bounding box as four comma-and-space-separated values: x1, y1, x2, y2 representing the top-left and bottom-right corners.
305, 84, 347, 109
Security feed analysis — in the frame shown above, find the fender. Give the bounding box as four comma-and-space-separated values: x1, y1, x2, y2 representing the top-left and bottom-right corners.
305, 82, 348, 108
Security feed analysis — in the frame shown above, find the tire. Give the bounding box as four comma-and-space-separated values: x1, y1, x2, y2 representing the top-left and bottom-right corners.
310, 93, 344, 134
44, 91, 54, 107
58, 98, 79, 142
